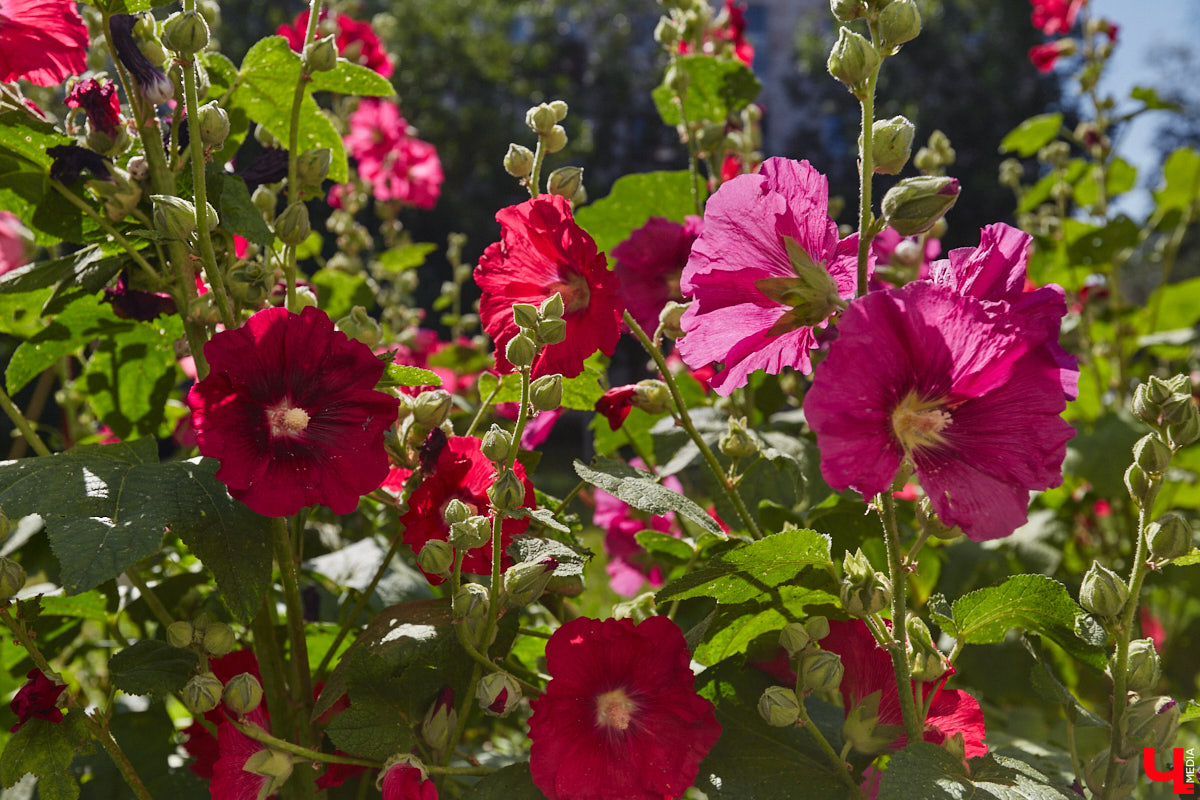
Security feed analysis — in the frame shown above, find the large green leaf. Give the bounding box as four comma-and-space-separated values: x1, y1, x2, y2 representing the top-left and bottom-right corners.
878, 743, 1077, 799
311, 268, 373, 319
1154, 147, 1200, 211
309, 59, 395, 98
998, 113, 1062, 157
0, 715, 88, 800
0, 105, 71, 169
108, 640, 203, 697
693, 585, 839, 666
574, 170, 696, 256
651, 54, 761, 128
206, 166, 274, 248
83, 314, 183, 440
574, 457, 722, 535
460, 763, 544, 799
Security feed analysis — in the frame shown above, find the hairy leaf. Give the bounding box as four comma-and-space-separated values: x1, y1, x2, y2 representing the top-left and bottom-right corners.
108, 640, 202, 697
575, 457, 722, 534
574, 170, 695, 256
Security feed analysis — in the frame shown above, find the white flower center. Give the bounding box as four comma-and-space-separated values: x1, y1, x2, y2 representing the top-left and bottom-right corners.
594, 687, 637, 732
891, 392, 951, 454
267, 404, 310, 437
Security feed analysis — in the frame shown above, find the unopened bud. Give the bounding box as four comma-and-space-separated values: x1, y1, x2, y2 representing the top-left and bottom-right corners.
548, 100, 568, 122
196, 102, 229, 147
166, 620, 194, 648
878, 0, 921, 49
841, 581, 891, 617
548, 166, 583, 199
660, 301, 688, 338
543, 125, 568, 154
275, 203, 311, 246
1125, 638, 1162, 694
1146, 512, 1192, 562
827, 27, 880, 93
530, 374, 564, 412
1146, 376, 1174, 405
228, 262, 274, 305
757, 686, 800, 727
503, 557, 557, 605
476, 672, 521, 717
830, 0, 866, 22
536, 318, 567, 345
453, 583, 489, 619
1167, 412, 1200, 450
504, 144, 535, 178
881, 176, 960, 236
417, 540, 454, 579
162, 10, 209, 54
505, 333, 538, 369
488, 469, 526, 511
202, 622, 235, 657
251, 185, 276, 220
297, 148, 332, 186
842, 548, 874, 584
1122, 695, 1179, 753
801, 649, 844, 693
294, 285, 318, 309
152, 194, 197, 240
1133, 434, 1172, 475
805, 616, 830, 641
719, 416, 758, 459
449, 515, 491, 550
304, 35, 338, 73
412, 390, 453, 429
612, 591, 657, 623
183, 672, 223, 715
1132, 384, 1161, 425
779, 623, 811, 657
872, 116, 915, 175
1079, 561, 1128, 617
526, 104, 557, 136
0, 557, 25, 602
1160, 392, 1194, 426
481, 424, 515, 463
1124, 464, 1151, 504
222, 672, 263, 715
906, 616, 946, 681
654, 16, 681, 47
539, 292, 565, 321
335, 306, 383, 349
513, 303, 540, 330
443, 499, 472, 527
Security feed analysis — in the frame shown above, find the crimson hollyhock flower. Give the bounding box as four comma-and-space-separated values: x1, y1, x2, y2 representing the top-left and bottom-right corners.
611, 215, 702, 335
381, 760, 438, 800
65, 78, 123, 137
806, 281, 1073, 541
187, 306, 401, 518
397, 436, 535, 584
528, 616, 720, 800
678, 157, 862, 396
210, 706, 295, 800
1029, 0, 1083, 36
595, 385, 638, 431
0, 0, 87, 86
1029, 41, 1067, 73
278, 9, 394, 78
9, 668, 66, 732
475, 194, 624, 380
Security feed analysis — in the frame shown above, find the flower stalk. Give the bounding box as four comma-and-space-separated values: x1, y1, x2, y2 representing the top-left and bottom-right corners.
879, 491, 924, 744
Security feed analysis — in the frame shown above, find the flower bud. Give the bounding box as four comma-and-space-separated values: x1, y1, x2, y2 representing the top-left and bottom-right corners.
443, 498, 472, 527
183, 672, 223, 715
906, 616, 947, 682
242, 748, 295, 795
1131, 383, 1160, 425
801, 649, 844, 693
335, 306, 383, 349
548, 166, 583, 199
530, 374, 564, 412
843, 691, 903, 754
477, 672, 522, 717
1146, 512, 1192, 562
303, 35, 338, 73
453, 583, 489, 619
830, 0, 866, 22
881, 176, 960, 236
481, 424, 515, 463
805, 616, 830, 642
1146, 376, 1174, 405
202, 622, 235, 657
251, 185, 276, 220
878, 0, 921, 49
872, 116, 915, 175
196, 101, 229, 147
757, 686, 800, 727
1133, 434, 1172, 475
779, 623, 811, 657
719, 416, 759, 459
297, 148, 332, 187
1125, 638, 1162, 694
842, 547, 874, 584
505, 332, 538, 369
654, 16, 681, 47
163, 10, 209, 54
1160, 392, 1194, 426
449, 515, 492, 550
841, 581, 892, 617
1083, 748, 1138, 800
417, 540, 454, 579
164, 620, 194, 648
632, 380, 671, 416
152, 194, 198, 241
1122, 695, 1179, 754
1079, 561, 1128, 617
917, 495, 963, 540
294, 285, 318, 309
543, 125, 568, 154
513, 303, 540, 330
504, 144, 535, 178
536, 318, 567, 345
488, 468, 526, 511
412, 390, 453, 429
0, 557, 25, 602
503, 556, 557, 605
1124, 464, 1151, 505
827, 27, 880, 93
222, 672, 263, 715
275, 203, 311, 246
228, 262, 274, 305
1167, 412, 1200, 450
539, 292, 565, 321
612, 591, 657, 623
526, 104, 558, 136
660, 301, 688, 339
548, 100, 568, 122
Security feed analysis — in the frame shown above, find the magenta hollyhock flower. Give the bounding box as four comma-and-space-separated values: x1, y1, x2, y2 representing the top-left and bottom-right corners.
806, 281, 1073, 541
187, 306, 401, 518
870, 227, 941, 281
9, 668, 66, 732
1029, 0, 1083, 36
65, 78, 123, 137
475, 194, 624, 380
612, 215, 703, 335
528, 616, 721, 800
593, 461, 684, 597
277, 9, 394, 78
0, 0, 87, 86
343, 99, 443, 208
1029, 41, 1067, 73
678, 157, 862, 396
0, 211, 31, 277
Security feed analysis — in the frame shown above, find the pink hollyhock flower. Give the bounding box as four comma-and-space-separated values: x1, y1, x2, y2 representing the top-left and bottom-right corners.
65, 78, 123, 137
344, 99, 443, 208
612, 215, 702, 335
186, 306, 401, 518
475, 194, 624, 380
381, 761, 438, 800
397, 436, 535, 584
277, 9, 394, 78
9, 668, 66, 732
389, 329, 478, 397
806, 281, 1073, 541
528, 616, 721, 800
1029, 0, 1083, 36
593, 461, 683, 596
1140, 606, 1166, 651
0, 211, 31, 276
870, 227, 941, 280
0, 0, 87, 86
678, 157, 862, 396
1029, 41, 1067, 73
495, 402, 565, 449
678, 0, 754, 66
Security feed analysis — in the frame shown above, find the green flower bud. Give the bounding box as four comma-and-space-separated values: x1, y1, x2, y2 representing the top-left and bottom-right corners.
540, 292, 565, 321
719, 416, 759, 459
0, 557, 25, 602
548, 166, 583, 200
202, 622, 235, 657
183, 672, 224, 715
543, 125, 568, 154
163, 10, 210, 54
461, 612, 496, 651
294, 285, 319, 310
449, 515, 492, 550
152, 194, 198, 241
526, 104, 558, 136
841, 582, 892, 617
1167, 412, 1200, 450
779, 623, 811, 657
275, 203, 311, 246
805, 616, 830, 642
443, 498, 472, 527
881, 176, 961, 236
503, 556, 557, 605
412, 390, 453, 429
830, 0, 866, 22
222, 672, 264, 715
916, 496, 964, 540
548, 100, 568, 122
196, 101, 229, 147
165, 620, 194, 648
421, 688, 457, 753
612, 591, 658, 623
1133, 434, 1172, 475
530, 374, 564, 412
1084, 748, 1138, 800
879, 0, 921, 49
654, 16, 681, 47
843, 691, 904, 754
297, 148, 332, 186
1146, 512, 1192, 562
504, 144, 535, 178
488, 468, 526, 511
228, 262, 274, 305
452, 583, 489, 619
1122, 695, 1179, 754
827, 27, 880, 93
906, 616, 947, 682
632, 380, 671, 416
481, 424, 515, 463
536, 318, 567, 346
242, 748, 295, 796
513, 303, 540, 330
505, 332, 538, 369
1132, 383, 1161, 425
842, 547, 874, 584
335, 306, 383, 349
660, 301, 688, 339
1124, 463, 1151, 505
303, 35, 338, 73
872, 115, 915, 175
1079, 560, 1129, 617
1125, 638, 1162, 694
251, 185, 277, 221
477, 672, 522, 717
757, 686, 800, 727
1160, 392, 1195, 426
417, 540, 454, 579
1146, 376, 1174, 405
801, 649, 844, 693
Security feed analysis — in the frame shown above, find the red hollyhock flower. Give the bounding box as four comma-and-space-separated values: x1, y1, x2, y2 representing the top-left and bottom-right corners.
475, 195, 624, 380
1029, 0, 1083, 36
187, 306, 400, 518
0, 0, 87, 86
528, 616, 721, 800
381, 761, 438, 800
397, 436, 535, 584
9, 668, 66, 732
595, 385, 638, 431
65, 78, 123, 137
278, 9, 394, 78
1029, 42, 1066, 73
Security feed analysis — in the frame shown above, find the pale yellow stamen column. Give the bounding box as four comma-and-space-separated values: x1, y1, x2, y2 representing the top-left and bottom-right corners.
594, 688, 637, 732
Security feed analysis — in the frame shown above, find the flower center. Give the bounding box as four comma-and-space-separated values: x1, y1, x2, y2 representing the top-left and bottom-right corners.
594, 687, 637, 732
550, 270, 591, 315
267, 404, 311, 438
891, 392, 951, 454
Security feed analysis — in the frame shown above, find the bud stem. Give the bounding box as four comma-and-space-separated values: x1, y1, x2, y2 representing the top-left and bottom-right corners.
284, 0, 324, 311
792, 666, 866, 800
123, 568, 175, 628
854, 28, 883, 299
271, 517, 317, 794
878, 491, 924, 745
0, 383, 52, 457
526, 137, 547, 199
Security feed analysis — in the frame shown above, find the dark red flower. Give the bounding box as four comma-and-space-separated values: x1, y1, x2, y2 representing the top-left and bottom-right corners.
9, 668, 66, 732
475, 195, 624, 380
1029, 0, 1083, 36
187, 306, 400, 518
1029, 42, 1065, 73
103, 272, 177, 321
397, 436, 535, 584
210, 706, 284, 800
47, 144, 112, 184
65, 78, 123, 137
0, 0, 87, 86
277, 9, 394, 78
528, 616, 721, 800
381, 761, 438, 800
611, 215, 702, 336
595, 385, 638, 431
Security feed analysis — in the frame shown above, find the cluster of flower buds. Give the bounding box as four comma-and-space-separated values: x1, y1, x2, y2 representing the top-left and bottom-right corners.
840, 548, 892, 616
757, 617, 836, 728
167, 612, 236, 657
1132, 375, 1200, 452
718, 416, 758, 460
152, 194, 219, 243
1086, 692, 1181, 796
913, 129, 956, 176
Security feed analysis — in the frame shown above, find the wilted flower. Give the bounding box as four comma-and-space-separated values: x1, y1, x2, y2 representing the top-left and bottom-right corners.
9, 668, 66, 732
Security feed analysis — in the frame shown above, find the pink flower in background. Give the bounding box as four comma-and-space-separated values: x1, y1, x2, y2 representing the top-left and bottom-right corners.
870, 227, 941, 280
0, 0, 88, 86
678, 157, 862, 396
1029, 41, 1068, 73
389, 329, 478, 397
1029, 0, 1084, 36
806, 281, 1073, 541
678, 0, 754, 66
494, 402, 564, 449
344, 99, 443, 208
593, 459, 683, 596
0, 211, 31, 276
278, 9, 394, 78
612, 215, 702, 335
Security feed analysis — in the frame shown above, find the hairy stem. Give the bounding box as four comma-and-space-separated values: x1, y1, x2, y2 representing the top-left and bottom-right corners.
0, 384, 51, 457
879, 492, 923, 744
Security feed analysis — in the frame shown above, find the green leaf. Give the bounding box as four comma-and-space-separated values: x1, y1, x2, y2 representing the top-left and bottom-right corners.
1154, 148, 1200, 211
324, 694, 416, 762
1073, 157, 1136, 208
39, 591, 109, 622
999, 113, 1063, 157
108, 640, 202, 697
311, 268, 373, 319
378, 242, 437, 272
574, 457, 722, 535
508, 507, 572, 535
0, 289, 55, 339
0, 105, 71, 169
78, 0, 174, 11
0, 246, 103, 296
1064, 215, 1139, 268
381, 363, 442, 388
693, 585, 839, 666
1131, 86, 1181, 111
459, 763, 543, 799
509, 536, 588, 578
72, 706, 207, 797
0, 716, 87, 799
6, 293, 121, 395
657, 528, 832, 604
879, 743, 1077, 799
651, 55, 761, 128
574, 170, 695, 256
478, 353, 607, 411
206, 167, 274, 248
635, 530, 694, 562
309, 59, 396, 97
83, 315, 183, 440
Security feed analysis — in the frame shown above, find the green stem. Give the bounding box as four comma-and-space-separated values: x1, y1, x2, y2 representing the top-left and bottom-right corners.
48, 181, 160, 282
527, 137, 547, 199
251, 604, 294, 741
0, 384, 51, 457
855, 69, 880, 299
879, 492, 923, 745
124, 569, 174, 628
282, 0, 322, 313
623, 310, 763, 538
314, 534, 404, 681
465, 380, 503, 438
272, 519, 315, 746
795, 691, 865, 799
230, 718, 377, 768
553, 479, 586, 517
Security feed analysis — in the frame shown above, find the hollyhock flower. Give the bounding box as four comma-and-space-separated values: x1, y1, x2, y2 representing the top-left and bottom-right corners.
1029, 0, 1084, 36
595, 385, 637, 431
0, 0, 87, 86
593, 461, 683, 596
187, 306, 401, 518
870, 227, 941, 281
380, 761, 438, 800
344, 99, 443, 208
679, 0, 754, 66
475, 194, 624, 380
678, 157, 862, 396
9, 668, 66, 732
103, 272, 177, 321
47, 144, 112, 184
806, 281, 1073, 541
719, 153, 743, 184
528, 616, 721, 800
65, 79, 123, 137
234, 147, 291, 191
1029, 41, 1068, 73
278, 9, 394, 78
397, 436, 535, 584
211, 707, 293, 800
0, 211, 31, 276
611, 215, 702, 335
109, 14, 173, 104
